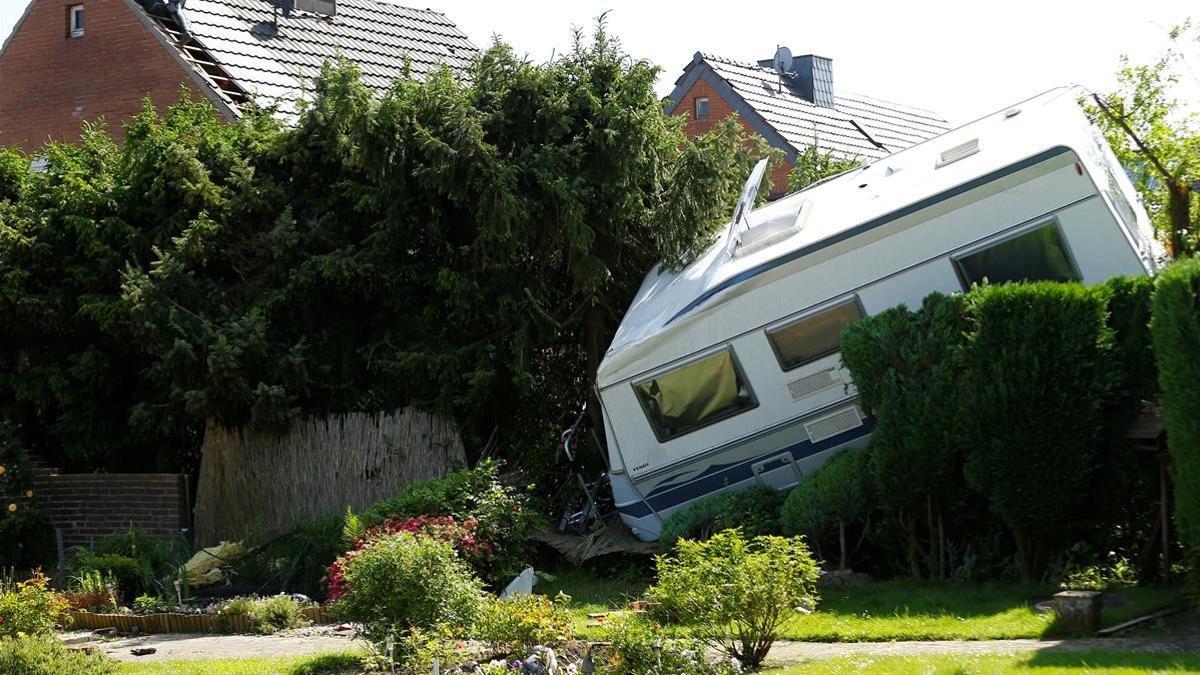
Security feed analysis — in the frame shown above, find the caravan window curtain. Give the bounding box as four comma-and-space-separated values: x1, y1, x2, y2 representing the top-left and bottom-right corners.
767, 299, 863, 371
955, 222, 1079, 288
634, 348, 756, 442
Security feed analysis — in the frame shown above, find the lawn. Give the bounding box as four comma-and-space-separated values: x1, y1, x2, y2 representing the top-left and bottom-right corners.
118, 652, 361, 675
544, 570, 1182, 642
767, 650, 1200, 674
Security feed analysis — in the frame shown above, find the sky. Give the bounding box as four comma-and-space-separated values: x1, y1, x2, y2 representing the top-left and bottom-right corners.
1, 0, 1197, 125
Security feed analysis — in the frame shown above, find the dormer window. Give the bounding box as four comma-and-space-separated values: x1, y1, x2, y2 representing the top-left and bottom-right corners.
694, 97, 710, 120
68, 5, 85, 38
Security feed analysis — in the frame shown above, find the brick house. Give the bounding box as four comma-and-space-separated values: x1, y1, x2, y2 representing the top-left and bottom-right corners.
666, 50, 952, 197
0, 0, 475, 152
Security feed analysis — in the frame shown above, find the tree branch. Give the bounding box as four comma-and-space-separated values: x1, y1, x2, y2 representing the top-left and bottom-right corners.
1091, 93, 1177, 183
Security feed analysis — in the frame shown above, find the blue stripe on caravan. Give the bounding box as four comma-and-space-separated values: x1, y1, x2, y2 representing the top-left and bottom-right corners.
616, 421, 875, 519
666, 146, 1074, 325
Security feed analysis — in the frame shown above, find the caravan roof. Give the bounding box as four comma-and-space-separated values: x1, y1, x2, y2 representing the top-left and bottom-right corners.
597, 86, 1135, 388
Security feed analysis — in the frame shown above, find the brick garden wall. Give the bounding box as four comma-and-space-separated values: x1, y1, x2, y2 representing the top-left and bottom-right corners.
670, 76, 794, 197
30, 463, 189, 550
0, 0, 205, 152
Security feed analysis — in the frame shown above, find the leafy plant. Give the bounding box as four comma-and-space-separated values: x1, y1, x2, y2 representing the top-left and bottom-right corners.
328, 531, 483, 656
0, 425, 52, 568
131, 594, 167, 614
64, 570, 119, 613
647, 529, 819, 668
0, 572, 69, 637
659, 484, 784, 549
0, 634, 117, 675
475, 593, 573, 658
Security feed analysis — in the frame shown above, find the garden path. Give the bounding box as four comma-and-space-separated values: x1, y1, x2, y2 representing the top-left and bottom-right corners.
60, 628, 1200, 665
59, 627, 366, 662
765, 637, 1200, 666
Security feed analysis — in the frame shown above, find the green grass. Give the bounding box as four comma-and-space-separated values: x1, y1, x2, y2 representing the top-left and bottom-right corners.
768, 650, 1200, 674
118, 652, 362, 675
780, 581, 1181, 642
543, 569, 1182, 642
537, 566, 649, 637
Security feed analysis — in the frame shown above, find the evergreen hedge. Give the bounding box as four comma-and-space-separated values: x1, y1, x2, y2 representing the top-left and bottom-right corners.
1150, 257, 1200, 582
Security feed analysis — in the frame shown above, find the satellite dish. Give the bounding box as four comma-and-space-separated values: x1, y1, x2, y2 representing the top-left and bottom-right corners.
772, 46, 793, 75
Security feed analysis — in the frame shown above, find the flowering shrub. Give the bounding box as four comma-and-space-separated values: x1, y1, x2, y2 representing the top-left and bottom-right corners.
358, 460, 542, 587
0, 572, 70, 638
328, 531, 483, 658
327, 515, 490, 602
475, 593, 573, 657
0, 425, 51, 568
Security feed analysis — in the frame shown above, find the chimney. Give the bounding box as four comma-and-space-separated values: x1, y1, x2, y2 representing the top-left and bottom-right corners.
759, 51, 836, 108
793, 54, 835, 108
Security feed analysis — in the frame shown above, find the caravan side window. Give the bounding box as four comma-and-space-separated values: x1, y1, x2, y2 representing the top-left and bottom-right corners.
766, 299, 863, 371
954, 221, 1079, 288
633, 348, 756, 442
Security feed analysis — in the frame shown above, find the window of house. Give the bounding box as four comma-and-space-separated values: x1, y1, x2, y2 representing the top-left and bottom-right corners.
953, 221, 1079, 288
694, 97, 710, 120
633, 348, 756, 442
68, 5, 85, 38
766, 299, 863, 371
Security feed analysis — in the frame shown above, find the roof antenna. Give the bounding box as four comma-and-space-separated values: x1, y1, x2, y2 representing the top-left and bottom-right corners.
850, 119, 889, 153
772, 46, 791, 94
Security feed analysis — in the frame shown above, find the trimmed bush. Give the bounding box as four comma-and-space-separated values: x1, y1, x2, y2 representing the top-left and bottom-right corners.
648, 529, 819, 669
659, 484, 784, 549
780, 447, 873, 571
1151, 257, 1200, 586
475, 593, 573, 658
0, 635, 116, 675
960, 282, 1116, 581
329, 531, 484, 654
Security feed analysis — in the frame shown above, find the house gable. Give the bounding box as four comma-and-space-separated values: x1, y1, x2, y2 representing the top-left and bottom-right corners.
0, 0, 216, 152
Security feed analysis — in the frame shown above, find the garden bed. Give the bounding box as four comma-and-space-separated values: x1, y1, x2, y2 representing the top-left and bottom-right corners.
67, 606, 331, 634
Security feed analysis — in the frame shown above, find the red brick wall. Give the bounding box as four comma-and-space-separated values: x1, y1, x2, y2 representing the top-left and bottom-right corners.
0, 0, 204, 152
671, 76, 794, 197
31, 469, 189, 549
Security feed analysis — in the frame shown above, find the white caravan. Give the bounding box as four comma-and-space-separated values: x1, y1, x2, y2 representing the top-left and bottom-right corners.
595, 87, 1160, 541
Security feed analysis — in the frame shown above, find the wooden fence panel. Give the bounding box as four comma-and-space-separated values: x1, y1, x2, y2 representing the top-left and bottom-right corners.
193, 409, 465, 546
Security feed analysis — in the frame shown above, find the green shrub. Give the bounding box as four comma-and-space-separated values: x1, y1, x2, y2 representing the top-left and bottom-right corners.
601, 613, 740, 674
64, 570, 119, 613
780, 447, 872, 571
131, 594, 167, 614
961, 282, 1117, 581
0, 573, 69, 637
248, 595, 312, 634
1151, 257, 1200, 587
0, 635, 116, 675
647, 529, 819, 668
329, 531, 483, 655
659, 484, 783, 549
358, 459, 542, 587
213, 596, 255, 632
475, 593, 573, 657
840, 293, 966, 578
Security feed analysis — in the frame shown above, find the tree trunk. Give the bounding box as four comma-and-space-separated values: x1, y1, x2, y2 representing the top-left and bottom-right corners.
1167, 182, 1192, 257
838, 518, 847, 571
582, 298, 609, 443
1013, 530, 1050, 582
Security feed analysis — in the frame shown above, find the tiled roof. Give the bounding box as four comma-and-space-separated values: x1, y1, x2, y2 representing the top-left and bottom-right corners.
685, 53, 950, 161
146, 0, 476, 117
